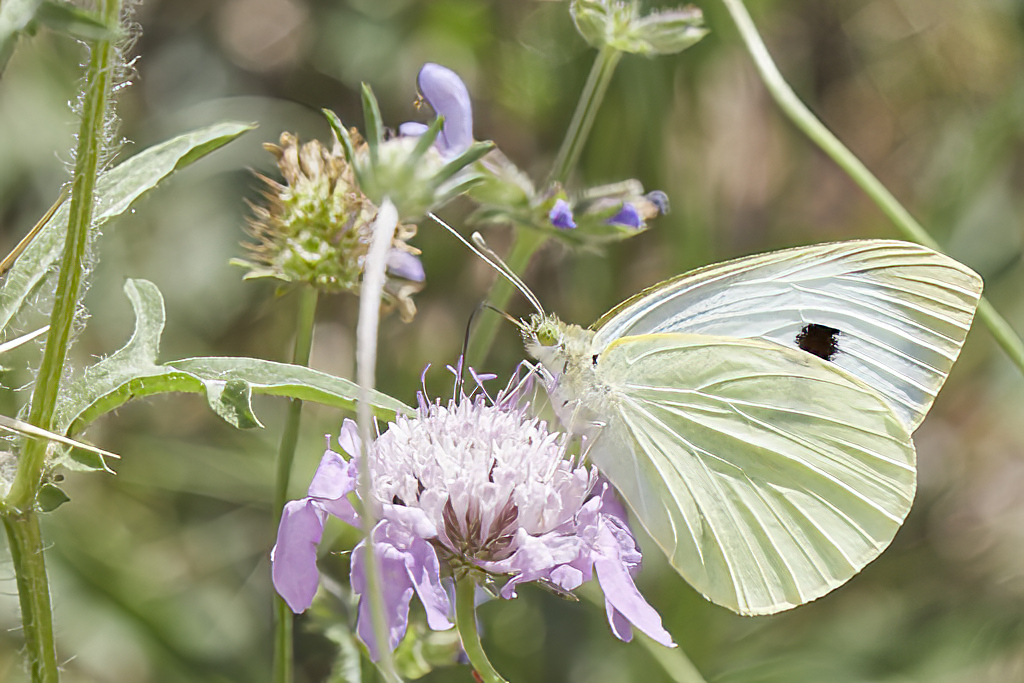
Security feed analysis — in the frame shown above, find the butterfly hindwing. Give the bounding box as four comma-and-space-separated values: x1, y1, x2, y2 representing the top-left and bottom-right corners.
588, 332, 916, 615
591, 240, 983, 431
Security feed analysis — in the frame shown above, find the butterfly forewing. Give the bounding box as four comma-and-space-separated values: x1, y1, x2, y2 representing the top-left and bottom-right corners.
589, 333, 916, 615
591, 241, 983, 431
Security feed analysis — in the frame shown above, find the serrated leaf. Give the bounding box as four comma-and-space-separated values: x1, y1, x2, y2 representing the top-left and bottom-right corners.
59, 280, 413, 436
0, 121, 255, 335
37, 483, 70, 512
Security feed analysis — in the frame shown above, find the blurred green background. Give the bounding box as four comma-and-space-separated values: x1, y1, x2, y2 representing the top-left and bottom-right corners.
1, 0, 1023, 681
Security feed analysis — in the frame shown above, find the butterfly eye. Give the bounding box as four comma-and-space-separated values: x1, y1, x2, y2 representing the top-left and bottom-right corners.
535, 322, 560, 347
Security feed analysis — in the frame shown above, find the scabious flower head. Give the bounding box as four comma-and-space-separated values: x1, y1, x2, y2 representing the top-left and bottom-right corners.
272, 369, 674, 660
238, 132, 424, 320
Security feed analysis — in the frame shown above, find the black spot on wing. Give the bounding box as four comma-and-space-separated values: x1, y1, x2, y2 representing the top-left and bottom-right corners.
795, 323, 841, 361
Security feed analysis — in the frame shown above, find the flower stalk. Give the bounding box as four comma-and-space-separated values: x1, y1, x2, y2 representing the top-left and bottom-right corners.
5, 0, 122, 513
2, 514, 59, 683
719, 0, 1024, 375
469, 45, 622, 363
355, 198, 402, 682
548, 45, 623, 187
455, 573, 508, 683
272, 285, 318, 683
0, 2, 121, 680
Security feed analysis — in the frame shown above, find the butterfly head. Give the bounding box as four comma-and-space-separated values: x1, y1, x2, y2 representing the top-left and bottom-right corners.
522, 313, 595, 375
522, 313, 564, 354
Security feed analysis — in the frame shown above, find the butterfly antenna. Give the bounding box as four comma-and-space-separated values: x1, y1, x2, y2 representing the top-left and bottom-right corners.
469, 231, 545, 316
428, 212, 545, 316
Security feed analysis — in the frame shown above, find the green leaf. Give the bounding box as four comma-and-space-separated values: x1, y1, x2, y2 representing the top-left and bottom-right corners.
0, 121, 255, 335
59, 280, 413, 437
0, 0, 42, 72
360, 82, 384, 163
37, 483, 70, 512
34, 0, 120, 43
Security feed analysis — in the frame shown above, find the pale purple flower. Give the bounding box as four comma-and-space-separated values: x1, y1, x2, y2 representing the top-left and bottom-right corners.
607, 202, 642, 229
386, 249, 426, 282
399, 63, 474, 159
271, 371, 674, 659
549, 198, 577, 230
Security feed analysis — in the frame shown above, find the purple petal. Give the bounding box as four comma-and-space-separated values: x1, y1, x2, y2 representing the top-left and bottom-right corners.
337, 418, 360, 459
398, 121, 429, 138
271, 499, 327, 613
593, 522, 675, 647
418, 63, 473, 157
352, 521, 452, 660
606, 600, 635, 642
382, 523, 452, 631
386, 249, 426, 282
549, 199, 576, 230
606, 202, 643, 229
352, 538, 416, 661
307, 450, 360, 526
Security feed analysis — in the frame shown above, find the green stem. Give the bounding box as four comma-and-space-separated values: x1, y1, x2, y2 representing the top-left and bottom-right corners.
271, 285, 318, 683
3, 513, 59, 683
465, 229, 546, 366
3, 0, 121, 513
719, 0, 1024, 375
635, 634, 706, 683
272, 286, 319, 520
467, 45, 624, 365
549, 45, 624, 186
355, 200, 402, 683
455, 574, 507, 683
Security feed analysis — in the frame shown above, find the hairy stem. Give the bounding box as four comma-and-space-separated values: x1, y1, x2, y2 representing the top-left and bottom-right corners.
3, 514, 59, 683
355, 199, 402, 682
272, 285, 318, 683
549, 45, 623, 186
719, 0, 1024, 374
455, 574, 507, 683
4, 0, 122, 512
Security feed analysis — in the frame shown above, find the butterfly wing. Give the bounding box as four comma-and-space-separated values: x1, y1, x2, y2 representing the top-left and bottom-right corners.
591, 240, 982, 431
589, 332, 916, 616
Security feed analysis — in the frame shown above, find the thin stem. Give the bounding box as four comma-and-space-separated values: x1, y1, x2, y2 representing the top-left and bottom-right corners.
465, 229, 546, 366
467, 45, 624, 365
549, 45, 624, 186
3, 514, 59, 683
719, 0, 1024, 375
4, 0, 122, 513
355, 199, 402, 683
272, 286, 319, 520
454, 574, 507, 683
271, 285, 318, 683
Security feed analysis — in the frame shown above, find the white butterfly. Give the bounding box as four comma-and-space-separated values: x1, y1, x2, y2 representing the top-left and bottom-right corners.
434, 218, 982, 616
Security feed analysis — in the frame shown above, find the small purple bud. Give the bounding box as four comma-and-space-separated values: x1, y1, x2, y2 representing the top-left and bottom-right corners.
607, 202, 643, 229
386, 249, 426, 282
549, 199, 577, 230
417, 63, 474, 158
645, 190, 670, 215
